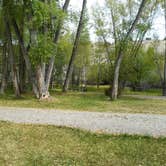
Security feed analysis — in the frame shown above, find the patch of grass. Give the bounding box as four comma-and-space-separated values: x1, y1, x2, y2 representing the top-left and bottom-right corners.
0, 89, 166, 114
0, 121, 165, 166
123, 87, 162, 96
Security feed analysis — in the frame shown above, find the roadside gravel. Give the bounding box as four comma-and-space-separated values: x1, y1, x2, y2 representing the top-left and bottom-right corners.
0, 107, 165, 137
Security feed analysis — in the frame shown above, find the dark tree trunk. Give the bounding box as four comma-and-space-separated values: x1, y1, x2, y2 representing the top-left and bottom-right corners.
19, 46, 26, 93
5, 19, 21, 97
63, 0, 87, 92
111, 0, 146, 100
12, 19, 39, 98
0, 43, 8, 94
162, 0, 166, 96
45, 0, 70, 93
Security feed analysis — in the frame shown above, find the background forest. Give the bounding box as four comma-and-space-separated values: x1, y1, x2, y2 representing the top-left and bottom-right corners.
0, 0, 165, 100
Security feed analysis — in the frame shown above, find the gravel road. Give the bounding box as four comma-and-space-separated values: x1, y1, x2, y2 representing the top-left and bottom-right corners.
0, 107, 166, 137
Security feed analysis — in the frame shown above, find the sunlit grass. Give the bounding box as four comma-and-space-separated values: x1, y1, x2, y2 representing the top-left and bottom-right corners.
0, 121, 165, 165
0, 87, 165, 114
123, 87, 162, 96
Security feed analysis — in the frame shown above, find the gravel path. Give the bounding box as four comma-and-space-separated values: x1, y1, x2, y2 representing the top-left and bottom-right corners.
0, 107, 166, 137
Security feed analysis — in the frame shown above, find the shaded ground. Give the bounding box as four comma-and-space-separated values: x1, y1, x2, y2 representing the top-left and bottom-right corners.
0, 107, 166, 137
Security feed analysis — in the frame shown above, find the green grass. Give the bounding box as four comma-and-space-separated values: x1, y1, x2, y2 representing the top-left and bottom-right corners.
0, 87, 166, 114
0, 121, 165, 166
123, 87, 162, 96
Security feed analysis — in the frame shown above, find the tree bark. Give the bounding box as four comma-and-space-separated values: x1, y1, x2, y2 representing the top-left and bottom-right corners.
12, 19, 39, 98
19, 46, 26, 93
0, 43, 8, 94
5, 19, 21, 97
111, 0, 146, 100
45, 0, 70, 92
36, 65, 48, 99
63, 0, 87, 92
162, 0, 166, 96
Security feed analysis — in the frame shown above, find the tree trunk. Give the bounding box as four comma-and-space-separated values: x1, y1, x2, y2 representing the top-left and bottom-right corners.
162, 0, 166, 96
5, 19, 21, 97
19, 46, 26, 93
111, 51, 123, 99
97, 62, 101, 89
12, 19, 39, 98
36, 65, 49, 99
45, 0, 70, 93
111, 0, 146, 100
0, 43, 8, 94
63, 0, 87, 92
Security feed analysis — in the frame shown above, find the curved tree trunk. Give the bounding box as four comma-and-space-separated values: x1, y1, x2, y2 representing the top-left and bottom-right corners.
12, 19, 40, 98
162, 0, 166, 96
5, 19, 21, 97
63, 0, 87, 92
111, 0, 146, 100
0, 43, 8, 94
45, 0, 70, 93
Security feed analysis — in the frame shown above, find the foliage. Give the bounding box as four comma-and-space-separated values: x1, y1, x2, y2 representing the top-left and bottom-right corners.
29, 34, 56, 65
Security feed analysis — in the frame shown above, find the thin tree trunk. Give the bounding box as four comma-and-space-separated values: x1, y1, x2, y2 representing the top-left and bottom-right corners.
111, 0, 146, 100
111, 50, 123, 99
45, 0, 70, 92
12, 19, 39, 98
19, 46, 26, 92
0, 43, 8, 94
162, 0, 166, 96
5, 19, 21, 97
63, 0, 87, 92
19, 3, 26, 93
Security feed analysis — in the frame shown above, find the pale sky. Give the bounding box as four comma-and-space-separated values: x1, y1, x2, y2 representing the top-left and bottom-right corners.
67, 0, 165, 41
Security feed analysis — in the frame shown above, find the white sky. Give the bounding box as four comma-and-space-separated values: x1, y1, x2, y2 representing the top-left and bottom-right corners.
69, 0, 105, 8
68, 0, 165, 41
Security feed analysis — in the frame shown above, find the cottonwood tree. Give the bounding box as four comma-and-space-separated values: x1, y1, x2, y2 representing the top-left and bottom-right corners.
7, 0, 70, 99
63, 0, 87, 92
105, 0, 160, 100
162, 0, 166, 96
2, 0, 21, 97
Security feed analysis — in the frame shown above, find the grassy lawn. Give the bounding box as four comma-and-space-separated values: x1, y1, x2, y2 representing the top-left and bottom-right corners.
0, 87, 165, 114
123, 87, 162, 96
0, 121, 165, 166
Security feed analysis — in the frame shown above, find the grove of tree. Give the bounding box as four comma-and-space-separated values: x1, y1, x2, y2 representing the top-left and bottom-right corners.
0, 0, 165, 100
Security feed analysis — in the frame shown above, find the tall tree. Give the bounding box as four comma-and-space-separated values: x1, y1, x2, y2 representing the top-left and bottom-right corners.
45, 0, 70, 93
5, 19, 21, 97
63, 0, 87, 92
110, 0, 147, 100
12, 0, 70, 99
0, 42, 8, 94
2, 0, 21, 97
162, 0, 166, 96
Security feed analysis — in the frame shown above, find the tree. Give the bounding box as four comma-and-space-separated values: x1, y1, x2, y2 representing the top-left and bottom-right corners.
63, 0, 87, 92
12, 0, 70, 99
2, 0, 21, 97
110, 0, 147, 100
162, 0, 166, 96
